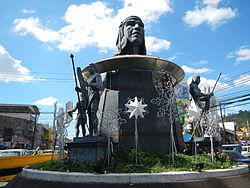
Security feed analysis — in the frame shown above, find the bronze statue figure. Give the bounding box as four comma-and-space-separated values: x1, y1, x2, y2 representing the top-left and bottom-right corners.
115, 15, 146, 55
86, 63, 103, 135
189, 75, 213, 112
69, 64, 102, 137
68, 94, 87, 137
68, 67, 89, 137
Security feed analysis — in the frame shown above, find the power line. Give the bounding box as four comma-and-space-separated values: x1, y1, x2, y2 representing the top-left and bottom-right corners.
217, 71, 250, 86
221, 97, 250, 106
223, 101, 250, 110
215, 73, 250, 92
217, 93, 250, 103
210, 101, 250, 113
0, 69, 72, 75
216, 89, 250, 99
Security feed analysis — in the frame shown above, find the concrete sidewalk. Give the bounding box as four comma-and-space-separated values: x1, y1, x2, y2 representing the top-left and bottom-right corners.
6, 173, 250, 188
0, 182, 8, 187
5, 165, 250, 188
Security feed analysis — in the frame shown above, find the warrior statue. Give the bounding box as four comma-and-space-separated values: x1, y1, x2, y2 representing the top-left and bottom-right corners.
68, 67, 88, 137
189, 75, 213, 112
68, 93, 87, 137
86, 63, 103, 135
69, 64, 102, 137
188, 75, 214, 139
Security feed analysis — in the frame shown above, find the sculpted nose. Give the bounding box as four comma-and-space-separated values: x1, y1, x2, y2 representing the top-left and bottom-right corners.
134, 23, 139, 28
134, 23, 141, 31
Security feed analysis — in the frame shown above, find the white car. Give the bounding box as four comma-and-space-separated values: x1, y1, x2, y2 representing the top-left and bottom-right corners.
0, 149, 28, 157
242, 146, 250, 158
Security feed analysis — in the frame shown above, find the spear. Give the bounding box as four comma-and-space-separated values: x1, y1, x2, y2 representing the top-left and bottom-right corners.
70, 54, 86, 136
211, 72, 222, 93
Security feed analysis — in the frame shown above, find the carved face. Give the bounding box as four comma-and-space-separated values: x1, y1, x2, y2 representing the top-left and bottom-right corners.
124, 18, 144, 45
88, 64, 96, 75
192, 75, 200, 85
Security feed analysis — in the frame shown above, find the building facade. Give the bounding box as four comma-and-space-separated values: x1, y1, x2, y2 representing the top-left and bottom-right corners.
0, 104, 39, 149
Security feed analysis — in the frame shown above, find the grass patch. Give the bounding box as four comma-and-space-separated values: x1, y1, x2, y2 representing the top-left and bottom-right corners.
27, 150, 235, 173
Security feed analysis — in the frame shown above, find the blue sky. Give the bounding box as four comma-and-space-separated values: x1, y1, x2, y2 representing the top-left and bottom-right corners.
0, 0, 249, 138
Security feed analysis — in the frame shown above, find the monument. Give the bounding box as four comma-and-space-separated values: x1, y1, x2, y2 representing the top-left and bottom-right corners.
189, 75, 213, 112
187, 74, 221, 155
66, 15, 185, 162
7, 16, 249, 188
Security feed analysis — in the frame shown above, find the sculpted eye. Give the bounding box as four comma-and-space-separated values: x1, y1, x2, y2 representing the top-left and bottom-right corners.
126, 21, 135, 26
136, 21, 144, 27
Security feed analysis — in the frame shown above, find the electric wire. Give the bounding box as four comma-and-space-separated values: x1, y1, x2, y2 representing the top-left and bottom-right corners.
217, 93, 250, 103
216, 89, 250, 99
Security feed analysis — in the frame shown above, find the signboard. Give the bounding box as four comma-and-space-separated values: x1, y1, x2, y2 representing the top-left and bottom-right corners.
175, 80, 189, 101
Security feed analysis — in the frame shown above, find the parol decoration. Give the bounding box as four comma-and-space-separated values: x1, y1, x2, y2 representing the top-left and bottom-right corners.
125, 97, 147, 119
125, 97, 147, 165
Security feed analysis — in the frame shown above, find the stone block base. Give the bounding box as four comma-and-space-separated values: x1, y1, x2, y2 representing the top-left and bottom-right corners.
65, 136, 107, 163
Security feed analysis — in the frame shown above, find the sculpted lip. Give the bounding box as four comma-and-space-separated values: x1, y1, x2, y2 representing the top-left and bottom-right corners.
132, 31, 141, 35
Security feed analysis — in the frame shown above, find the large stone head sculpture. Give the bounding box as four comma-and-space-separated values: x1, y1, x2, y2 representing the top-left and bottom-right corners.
115, 16, 146, 55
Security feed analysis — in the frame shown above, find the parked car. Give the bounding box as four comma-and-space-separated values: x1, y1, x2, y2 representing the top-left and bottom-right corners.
221, 144, 242, 153
0, 149, 28, 157
0, 149, 58, 182
0, 145, 8, 150
222, 150, 250, 164
242, 145, 250, 158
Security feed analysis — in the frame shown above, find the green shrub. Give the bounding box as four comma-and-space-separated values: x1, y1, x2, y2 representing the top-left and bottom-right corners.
27, 150, 235, 173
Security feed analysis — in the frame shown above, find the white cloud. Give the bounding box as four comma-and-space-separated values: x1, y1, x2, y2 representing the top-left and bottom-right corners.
33, 96, 58, 106
227, 46, 250, 64
13, 0, 172, 53
145, 36, 171, 54
183, 0, 236, 28
14, 17, 61, 43
168, 56, 177, 61
235, 48, 250, 62
203, 0, 222, 6
117, 0, 172, 23
192, 60, 208, 66
226, 51, 235, 59
181, 65, 213, 74
0, 45, 35, 82
21, 8, 36, 14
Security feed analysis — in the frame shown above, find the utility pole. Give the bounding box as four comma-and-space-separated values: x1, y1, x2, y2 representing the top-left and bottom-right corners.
219, 103, 226, 144
31, 114, 38, 149
52, 102, 57, 159
247, 120, 249, 132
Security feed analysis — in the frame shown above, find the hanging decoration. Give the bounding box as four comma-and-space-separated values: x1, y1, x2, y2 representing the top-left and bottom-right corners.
97, 108, 127, 166
151, 72, 178, 162
56, 101, 73, 160
125, 97, 147, 165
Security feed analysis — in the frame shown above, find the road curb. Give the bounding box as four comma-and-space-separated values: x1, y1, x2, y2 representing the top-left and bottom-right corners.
22, 165, 249, 184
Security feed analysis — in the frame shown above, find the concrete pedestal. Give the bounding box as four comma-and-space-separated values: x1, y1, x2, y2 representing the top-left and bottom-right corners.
65, 136, 107, 163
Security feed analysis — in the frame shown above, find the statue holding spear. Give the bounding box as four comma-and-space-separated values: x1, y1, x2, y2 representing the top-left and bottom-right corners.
68, 54, 89, 137
69, 55, 103, 137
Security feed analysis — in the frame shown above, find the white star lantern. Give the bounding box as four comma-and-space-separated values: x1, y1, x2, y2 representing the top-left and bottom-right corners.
125, 97, 147, 119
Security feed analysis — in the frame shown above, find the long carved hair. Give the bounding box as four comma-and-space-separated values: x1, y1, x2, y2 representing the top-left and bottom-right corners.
115, 16, 146, 55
